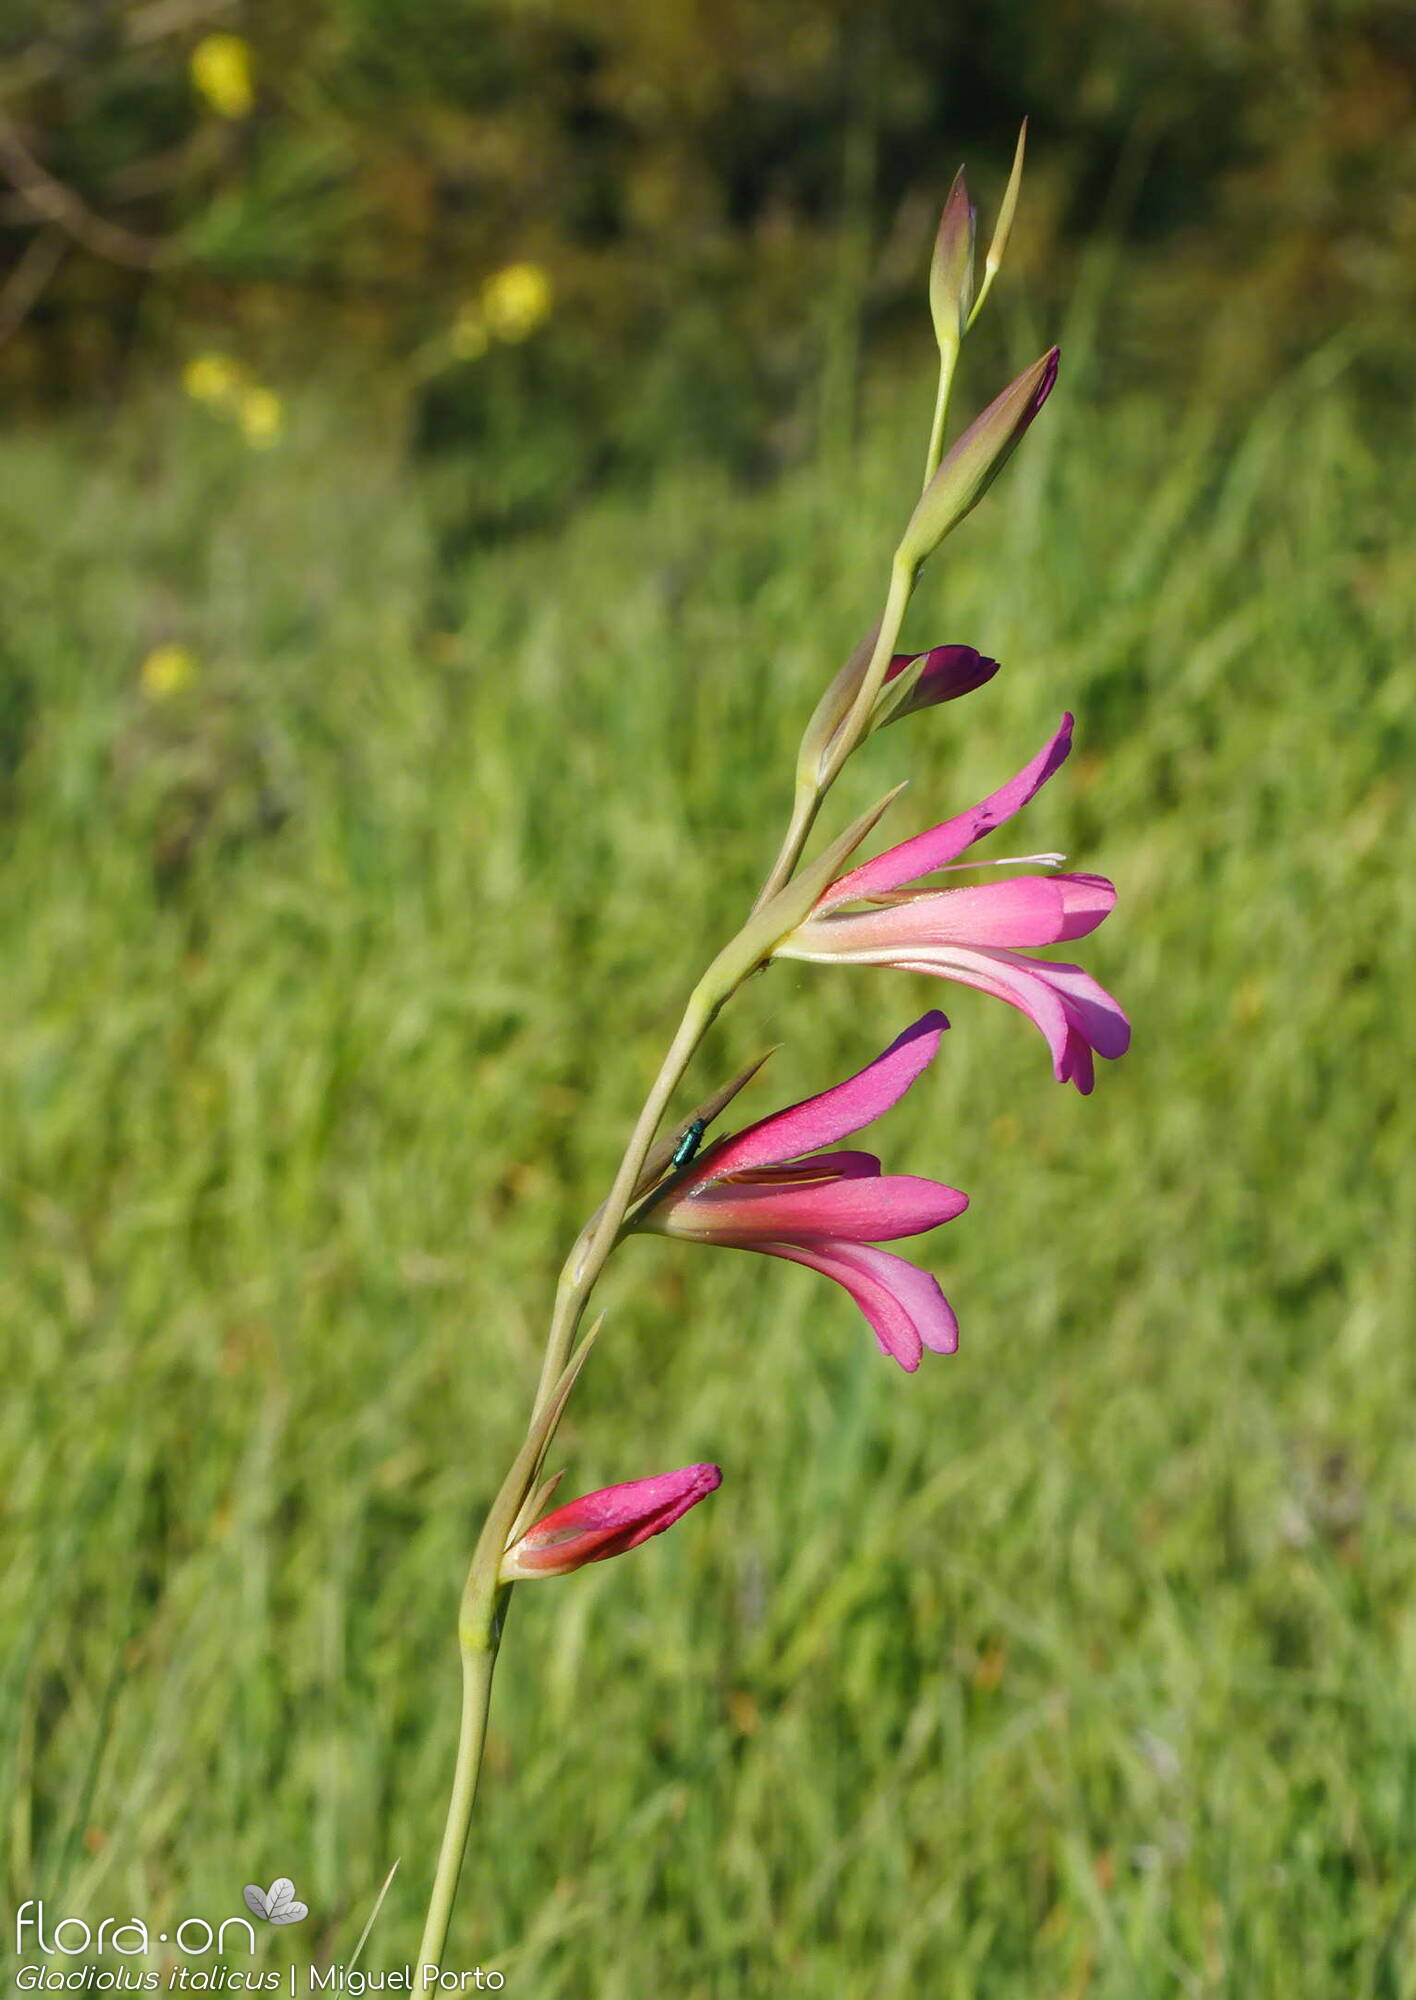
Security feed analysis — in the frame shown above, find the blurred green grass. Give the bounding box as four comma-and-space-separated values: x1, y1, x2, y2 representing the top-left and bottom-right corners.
1, 334, 1413, 1999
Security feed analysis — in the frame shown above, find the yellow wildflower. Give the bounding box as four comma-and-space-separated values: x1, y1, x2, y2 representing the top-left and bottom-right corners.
238, 387, 283, 448
190, 34, 255, 120
183, 353, 244, 406
481, 262, 552, 342
140, 644, 198, 700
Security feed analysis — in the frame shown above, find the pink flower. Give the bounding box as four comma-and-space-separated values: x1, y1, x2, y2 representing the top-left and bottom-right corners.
774, 715, 1129, 1093
500, 1464, 722, 1580
880, 644, 999, 722
639, 1014, 966, 1372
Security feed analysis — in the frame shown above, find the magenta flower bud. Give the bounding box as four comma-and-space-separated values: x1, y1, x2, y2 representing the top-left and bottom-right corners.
500, 1464, 723, 1581
878, 644, 1000, 725
899, 347, 1059, 567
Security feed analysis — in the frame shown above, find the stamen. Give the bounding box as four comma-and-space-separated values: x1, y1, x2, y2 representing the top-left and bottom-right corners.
931, 850, 1066, 872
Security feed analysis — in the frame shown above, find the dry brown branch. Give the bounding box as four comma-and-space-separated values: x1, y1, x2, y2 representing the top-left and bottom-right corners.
109, 125, 224, 200
0, 120, 171, 269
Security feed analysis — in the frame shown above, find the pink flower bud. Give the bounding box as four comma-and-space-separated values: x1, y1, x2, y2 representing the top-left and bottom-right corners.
500, 1464, 723, 1581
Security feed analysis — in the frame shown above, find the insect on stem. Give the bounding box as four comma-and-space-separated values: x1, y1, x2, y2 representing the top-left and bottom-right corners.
670, 1117, 708, 1169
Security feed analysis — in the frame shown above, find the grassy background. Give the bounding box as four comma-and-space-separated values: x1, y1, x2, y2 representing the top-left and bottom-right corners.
1, 313, 1413, 1998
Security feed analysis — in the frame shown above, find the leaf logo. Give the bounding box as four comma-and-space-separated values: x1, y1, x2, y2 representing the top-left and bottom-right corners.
243, 1879, 309, 1926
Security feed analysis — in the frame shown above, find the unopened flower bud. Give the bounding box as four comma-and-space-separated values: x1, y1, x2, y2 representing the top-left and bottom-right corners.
873, 644, 1000, 728
898, 347, 1059, 569
930, 170, 976, 347
500, 1464, 722, 1581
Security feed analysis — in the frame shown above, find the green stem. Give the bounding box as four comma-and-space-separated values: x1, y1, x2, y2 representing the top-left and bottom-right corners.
416, 1617, 500, 1974
819, 554, 917, 793
922, 336, 960, 490
759, 335, 956, 922
417, 987, 731, 1972
751, 781, 821, 916
531, 987, 718, 1412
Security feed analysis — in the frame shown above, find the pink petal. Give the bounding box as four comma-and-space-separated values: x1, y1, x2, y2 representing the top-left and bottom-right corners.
661, 1172, 968, 1244
817, 715, 1074, 910
691, 1013, 948, 1179
1036, 957, 1133, 1060
1058, 1035, 1094, 1094
751, 1237, 960, 1371
909, 877, 1074, 946
885, 946, 1128, 1093
889, 947, 1075, 1082
825, 1241, 961, 1355
724, 1150, 882, 1185
1055, 874, 1118, 941
796, 872, 1113, 954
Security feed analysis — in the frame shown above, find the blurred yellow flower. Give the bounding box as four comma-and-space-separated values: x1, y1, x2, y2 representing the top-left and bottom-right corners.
190, 33, 255, 120
182, 353, 283, 443
450, 307, 490, 361
481, 262, 552, 342
238, 387, 283, 448
183, 353, 244, 406
140, 644, 198, 700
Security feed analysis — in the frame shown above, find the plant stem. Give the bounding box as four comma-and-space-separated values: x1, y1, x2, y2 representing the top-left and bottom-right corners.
753, 781, 823, 915
922, 336, 960, 490
756, 550, 918, 914
416, 1618, 500, 1975
819, 553, 917, 792
532, 986, 718, 1413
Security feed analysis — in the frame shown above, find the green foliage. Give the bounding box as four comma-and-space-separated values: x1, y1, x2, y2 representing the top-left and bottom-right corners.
0, 337, 1412, 1994
180, 132, 358, 278
1, 0, 1413, 430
